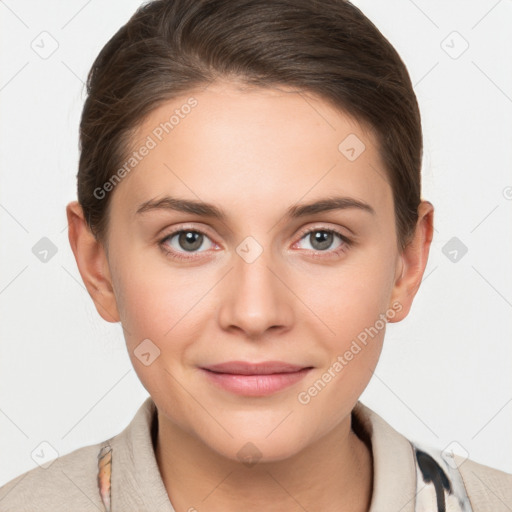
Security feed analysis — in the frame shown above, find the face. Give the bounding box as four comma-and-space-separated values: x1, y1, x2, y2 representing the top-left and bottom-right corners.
83, 81, 416, 462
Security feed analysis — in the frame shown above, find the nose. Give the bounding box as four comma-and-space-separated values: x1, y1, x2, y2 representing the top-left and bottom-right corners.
217, 244, 295, 339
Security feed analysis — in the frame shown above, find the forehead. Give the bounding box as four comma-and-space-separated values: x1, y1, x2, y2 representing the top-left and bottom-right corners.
113, 81, 392, 224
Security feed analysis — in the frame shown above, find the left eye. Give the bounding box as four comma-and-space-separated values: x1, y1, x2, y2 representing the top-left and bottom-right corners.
296, 229, 348, 252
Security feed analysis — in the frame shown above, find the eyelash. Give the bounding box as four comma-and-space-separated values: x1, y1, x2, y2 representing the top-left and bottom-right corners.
158, 226, 352, 261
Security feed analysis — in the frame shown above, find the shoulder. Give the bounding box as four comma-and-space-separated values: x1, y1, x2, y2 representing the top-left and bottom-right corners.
354, 401, 512, 511
0, 397, 156, 512
0, 438, 109, 512
453, 454, 512, 511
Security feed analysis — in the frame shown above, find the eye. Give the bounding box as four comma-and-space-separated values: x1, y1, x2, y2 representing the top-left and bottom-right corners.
295, 227, 351, 256
159, 229, 216, 260
158, 226, 352, 262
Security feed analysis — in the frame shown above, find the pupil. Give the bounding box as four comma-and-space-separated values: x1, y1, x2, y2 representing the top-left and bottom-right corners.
312, 231, 332, 250
179, 231, 203, 251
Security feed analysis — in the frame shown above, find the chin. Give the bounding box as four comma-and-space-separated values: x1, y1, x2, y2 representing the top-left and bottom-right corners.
199, 425, 309, 466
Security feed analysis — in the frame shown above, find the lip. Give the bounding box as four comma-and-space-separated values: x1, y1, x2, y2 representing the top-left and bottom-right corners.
200, 361, 313, 396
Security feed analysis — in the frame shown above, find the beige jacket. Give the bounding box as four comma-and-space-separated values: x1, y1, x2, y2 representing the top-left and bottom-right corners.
1, 396, 510, 511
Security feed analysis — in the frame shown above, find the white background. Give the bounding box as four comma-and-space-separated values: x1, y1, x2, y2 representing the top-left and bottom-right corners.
1, 0, 511, 486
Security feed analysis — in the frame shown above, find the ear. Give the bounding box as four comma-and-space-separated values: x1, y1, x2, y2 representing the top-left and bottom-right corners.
66, 201, 120, 323
388, 200, 434, 322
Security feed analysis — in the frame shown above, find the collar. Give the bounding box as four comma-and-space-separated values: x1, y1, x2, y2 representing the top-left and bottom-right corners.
101, 397, 424, 512
352, 401, 417, 512
108, 397, 173, 511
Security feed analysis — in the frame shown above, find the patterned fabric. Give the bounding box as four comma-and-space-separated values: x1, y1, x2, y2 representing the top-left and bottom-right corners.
97, 445, 112, 512
412, 441, 474, 512
96, 438, 473, 512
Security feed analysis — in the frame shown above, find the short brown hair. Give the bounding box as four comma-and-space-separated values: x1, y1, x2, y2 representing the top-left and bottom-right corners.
78, 0, 422, 251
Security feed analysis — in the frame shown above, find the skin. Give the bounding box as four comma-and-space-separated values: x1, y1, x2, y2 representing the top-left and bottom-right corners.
67, 80, 434, 512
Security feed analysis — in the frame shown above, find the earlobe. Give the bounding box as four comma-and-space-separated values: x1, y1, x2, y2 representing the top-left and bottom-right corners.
387, 200, 435, 323
66, 201, 120, 323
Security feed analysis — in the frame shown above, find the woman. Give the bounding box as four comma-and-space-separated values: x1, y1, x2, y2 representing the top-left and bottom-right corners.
1, 0, 510, 510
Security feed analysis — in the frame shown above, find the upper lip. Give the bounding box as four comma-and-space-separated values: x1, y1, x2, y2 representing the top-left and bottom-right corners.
201, 361, 311, 375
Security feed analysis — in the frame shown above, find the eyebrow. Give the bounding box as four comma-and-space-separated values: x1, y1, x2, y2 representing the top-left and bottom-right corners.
135, 195, 375, 220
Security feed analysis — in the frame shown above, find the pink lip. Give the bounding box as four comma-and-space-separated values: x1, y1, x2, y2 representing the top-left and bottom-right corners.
200, 361, 313, 396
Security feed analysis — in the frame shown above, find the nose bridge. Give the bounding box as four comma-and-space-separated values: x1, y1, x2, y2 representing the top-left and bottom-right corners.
217, 235, 294, 336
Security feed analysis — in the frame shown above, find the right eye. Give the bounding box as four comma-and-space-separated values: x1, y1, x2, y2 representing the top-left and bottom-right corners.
159, 229, 217, 260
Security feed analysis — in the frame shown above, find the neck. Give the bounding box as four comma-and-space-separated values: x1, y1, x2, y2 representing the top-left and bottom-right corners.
153, 408, 373, 512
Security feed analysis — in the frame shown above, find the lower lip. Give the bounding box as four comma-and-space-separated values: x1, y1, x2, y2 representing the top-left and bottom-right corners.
200, 368, 312, 396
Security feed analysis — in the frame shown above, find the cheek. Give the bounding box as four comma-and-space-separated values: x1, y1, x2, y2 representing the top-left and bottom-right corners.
111, 241, 191, 328
305, 253, 395, 345
294, 257, 393, 427
113, 265, 197, 404
112, 254, 216, 369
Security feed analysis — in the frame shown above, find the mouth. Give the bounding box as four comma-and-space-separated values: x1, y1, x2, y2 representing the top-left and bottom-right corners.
200, 361, 314, 396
